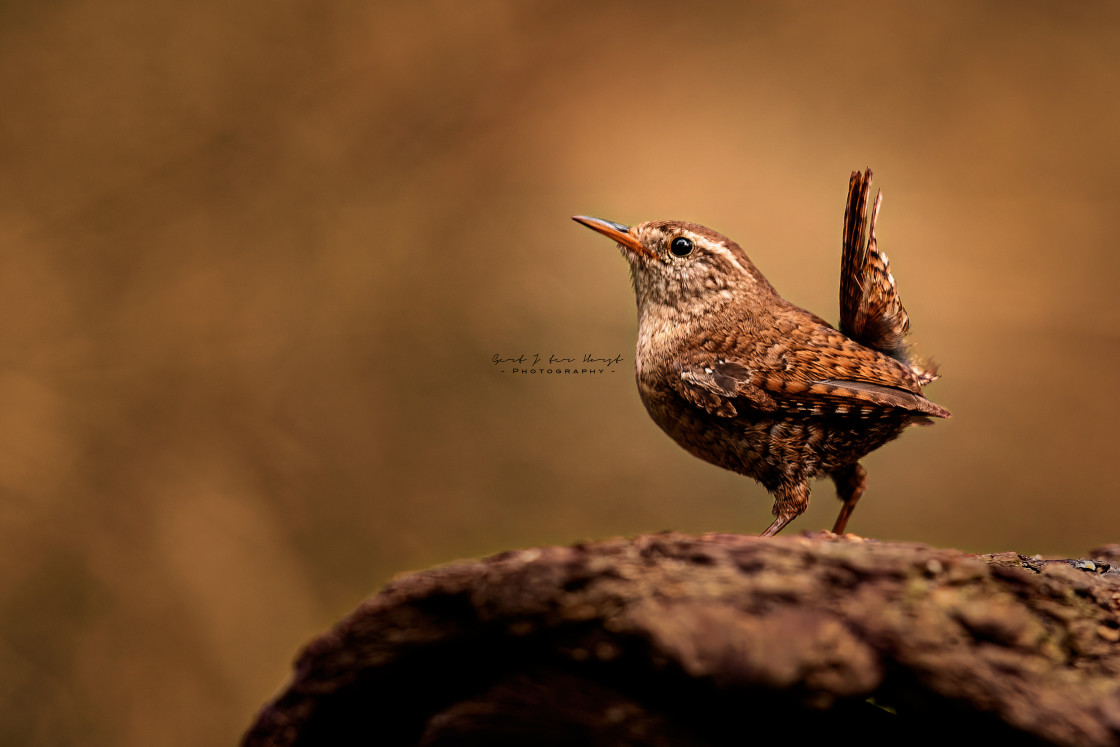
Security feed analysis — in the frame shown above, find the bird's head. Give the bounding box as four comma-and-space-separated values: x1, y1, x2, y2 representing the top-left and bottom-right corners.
572, 216, 775, 316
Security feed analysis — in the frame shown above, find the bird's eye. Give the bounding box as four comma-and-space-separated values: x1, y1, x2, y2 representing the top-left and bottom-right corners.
669, 237, 693, 258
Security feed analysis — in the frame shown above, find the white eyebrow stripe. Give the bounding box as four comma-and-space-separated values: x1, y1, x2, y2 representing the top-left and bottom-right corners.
704, 241, 754, 282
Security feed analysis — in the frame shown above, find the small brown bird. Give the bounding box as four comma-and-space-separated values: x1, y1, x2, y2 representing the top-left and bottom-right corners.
573, 170, 948, 536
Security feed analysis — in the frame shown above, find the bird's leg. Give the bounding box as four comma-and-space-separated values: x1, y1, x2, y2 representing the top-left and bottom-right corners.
830, 462, 868, 534
760, 480, 810, 537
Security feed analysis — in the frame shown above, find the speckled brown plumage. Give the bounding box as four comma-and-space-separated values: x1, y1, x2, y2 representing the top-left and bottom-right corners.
573, 169, 948, 536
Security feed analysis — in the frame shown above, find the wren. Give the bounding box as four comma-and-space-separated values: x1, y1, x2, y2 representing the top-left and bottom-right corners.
573, 170, 948, 536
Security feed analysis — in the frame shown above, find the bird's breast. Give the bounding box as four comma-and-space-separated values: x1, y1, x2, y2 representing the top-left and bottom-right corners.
634, 315, 684, 381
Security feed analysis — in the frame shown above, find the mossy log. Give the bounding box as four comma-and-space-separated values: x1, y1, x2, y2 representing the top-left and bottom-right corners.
244, 533, 1120, 746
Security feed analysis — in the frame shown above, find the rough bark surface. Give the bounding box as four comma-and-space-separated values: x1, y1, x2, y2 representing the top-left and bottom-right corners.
243, 534, 1120, 747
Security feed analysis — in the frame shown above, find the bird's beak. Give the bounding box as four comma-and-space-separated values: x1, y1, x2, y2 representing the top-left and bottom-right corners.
572, 216, 654, 259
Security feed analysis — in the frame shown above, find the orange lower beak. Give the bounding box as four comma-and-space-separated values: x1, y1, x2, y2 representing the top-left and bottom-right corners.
572, 216, 654, 259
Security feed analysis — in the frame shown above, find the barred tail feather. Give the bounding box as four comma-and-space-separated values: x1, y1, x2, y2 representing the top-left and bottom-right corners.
839, 169, 911, 357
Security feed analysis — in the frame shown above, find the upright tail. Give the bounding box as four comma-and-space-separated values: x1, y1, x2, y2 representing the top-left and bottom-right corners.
839, 170, 937, 383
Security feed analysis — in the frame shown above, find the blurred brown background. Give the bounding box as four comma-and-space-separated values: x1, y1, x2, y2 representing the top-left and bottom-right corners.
2, 1, 1119, 744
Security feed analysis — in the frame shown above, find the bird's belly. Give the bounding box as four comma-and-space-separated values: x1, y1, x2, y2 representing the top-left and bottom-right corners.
637, 383, 907, 489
